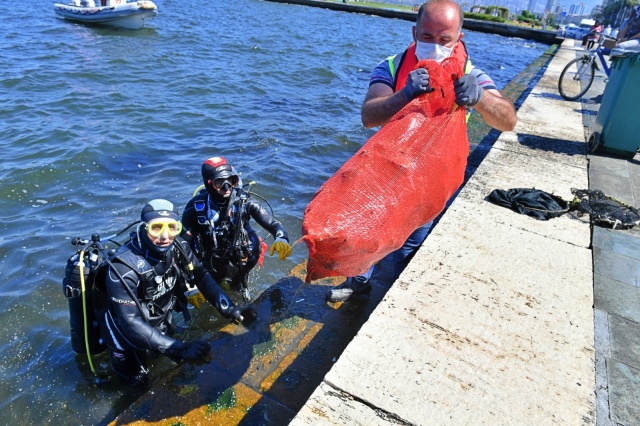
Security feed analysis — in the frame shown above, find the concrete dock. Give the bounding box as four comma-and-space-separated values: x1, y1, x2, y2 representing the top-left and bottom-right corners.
111, 40, 640, 425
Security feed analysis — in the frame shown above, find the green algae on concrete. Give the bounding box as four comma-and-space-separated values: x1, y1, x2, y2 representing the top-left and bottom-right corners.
206, 387, 237, 413
176, 384, 197, 397
251, 337, 276, 358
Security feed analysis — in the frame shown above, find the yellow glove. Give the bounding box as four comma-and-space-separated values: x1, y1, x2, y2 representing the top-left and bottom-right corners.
269, 237, 292, 260
187, 290, 206, 309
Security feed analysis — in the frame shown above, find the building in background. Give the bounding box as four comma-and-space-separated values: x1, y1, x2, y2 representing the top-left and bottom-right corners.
569, 3, 586, 16
545, 0, 558, 13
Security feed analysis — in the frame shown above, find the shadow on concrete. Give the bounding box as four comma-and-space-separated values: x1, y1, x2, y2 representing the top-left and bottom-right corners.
528, 89, 572, 102
238, 285, 389, 423
109, 262, 396, 425
590, 94, 603, 103
516, 133, 587, 156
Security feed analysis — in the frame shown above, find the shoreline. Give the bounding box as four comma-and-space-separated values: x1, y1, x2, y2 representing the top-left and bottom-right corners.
263, 0, 562, 44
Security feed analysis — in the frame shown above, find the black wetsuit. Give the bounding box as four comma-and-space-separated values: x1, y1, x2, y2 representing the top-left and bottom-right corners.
97, 234, 233, 381
181, 189, 288, 289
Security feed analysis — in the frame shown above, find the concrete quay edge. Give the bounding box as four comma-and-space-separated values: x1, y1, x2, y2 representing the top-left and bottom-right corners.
291, 39, 600, 425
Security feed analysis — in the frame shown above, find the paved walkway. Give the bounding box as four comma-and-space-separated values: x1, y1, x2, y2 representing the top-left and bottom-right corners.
292, 39, 640, 425
580, 42, 640, 426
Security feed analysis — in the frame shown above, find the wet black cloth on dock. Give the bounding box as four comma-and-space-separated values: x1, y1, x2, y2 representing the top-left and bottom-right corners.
487, 188, 569, 220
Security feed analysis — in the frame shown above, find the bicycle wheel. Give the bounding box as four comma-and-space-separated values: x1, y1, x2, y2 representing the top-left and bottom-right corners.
558, 56, 596, 101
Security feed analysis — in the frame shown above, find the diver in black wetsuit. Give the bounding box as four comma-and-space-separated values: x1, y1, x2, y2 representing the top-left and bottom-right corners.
181, 157, 291, 299
96, 199, 255, 386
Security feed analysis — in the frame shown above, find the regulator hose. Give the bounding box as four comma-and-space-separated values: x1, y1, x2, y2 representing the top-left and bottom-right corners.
78, 249, 97, 375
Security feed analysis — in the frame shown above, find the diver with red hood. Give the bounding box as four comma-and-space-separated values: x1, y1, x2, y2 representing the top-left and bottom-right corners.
181, 157, 291, 300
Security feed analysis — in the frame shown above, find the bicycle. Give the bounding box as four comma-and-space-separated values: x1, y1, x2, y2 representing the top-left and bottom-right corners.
558, 34, 613, 101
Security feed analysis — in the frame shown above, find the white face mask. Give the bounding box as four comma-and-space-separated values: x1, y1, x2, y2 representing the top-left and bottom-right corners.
415, 41, 454, 63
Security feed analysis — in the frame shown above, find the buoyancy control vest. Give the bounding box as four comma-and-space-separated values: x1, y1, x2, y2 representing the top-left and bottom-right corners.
94, 236, 194, 327
64, 234, 192, 355
188, 190, 255, 271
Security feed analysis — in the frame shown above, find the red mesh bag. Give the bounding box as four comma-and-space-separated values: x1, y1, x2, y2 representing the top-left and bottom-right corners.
302, 58, 469, 283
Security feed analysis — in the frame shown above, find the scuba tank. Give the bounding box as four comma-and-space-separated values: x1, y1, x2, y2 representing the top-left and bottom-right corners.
62, 224, 140, 381
63, 236, 106, 355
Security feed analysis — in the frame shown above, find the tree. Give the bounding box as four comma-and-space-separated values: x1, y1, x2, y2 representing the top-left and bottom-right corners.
520, 10, 536, 20
517, 9, 538, 24
485, 6, 508, 19
597, 0, 638, 28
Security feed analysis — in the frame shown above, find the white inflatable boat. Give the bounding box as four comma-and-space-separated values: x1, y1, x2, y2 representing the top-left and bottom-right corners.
53, 0, 158, 30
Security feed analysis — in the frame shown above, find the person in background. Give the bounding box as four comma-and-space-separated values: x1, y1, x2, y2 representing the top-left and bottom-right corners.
617, 6, 640, 50
587, 21, 603, 50
97, 199, 256, 386
181, 157, 291, 300
326, 0, 517, 302
611, 27, 620, 39
603, 24, 612, 37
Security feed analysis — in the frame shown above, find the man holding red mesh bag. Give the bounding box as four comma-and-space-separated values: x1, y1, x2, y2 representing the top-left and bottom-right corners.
320, 0, 517, 302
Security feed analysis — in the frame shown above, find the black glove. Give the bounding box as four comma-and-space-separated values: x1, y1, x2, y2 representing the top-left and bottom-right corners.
180, 340, 210, 361
454, 74, 483, 107
401, 68, 432, 102
227, 305, 257, 324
